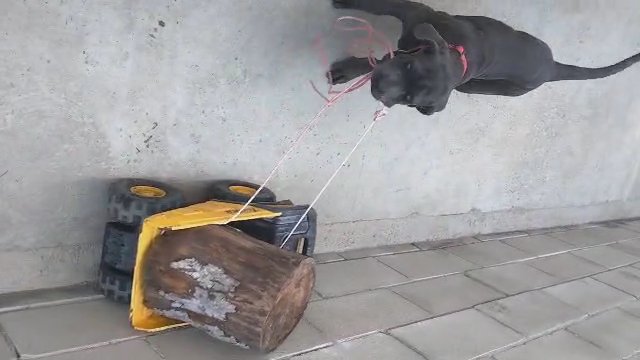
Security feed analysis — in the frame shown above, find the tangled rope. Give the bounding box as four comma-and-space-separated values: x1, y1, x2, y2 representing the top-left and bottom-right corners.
229, 17, 395, 250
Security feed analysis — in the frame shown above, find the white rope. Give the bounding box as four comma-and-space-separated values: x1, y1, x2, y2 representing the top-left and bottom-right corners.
280, 108, 386, 250
228, 103, 332, 223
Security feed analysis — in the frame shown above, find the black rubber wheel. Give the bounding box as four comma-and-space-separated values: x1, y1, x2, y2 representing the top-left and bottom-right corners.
209, 180, 276, 203
101, 222, 138, 274
98, 263, 132, 305
107, 178, 186, 225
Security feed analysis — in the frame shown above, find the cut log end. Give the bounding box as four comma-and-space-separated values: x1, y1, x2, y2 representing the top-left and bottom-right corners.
261, 257, 315, 351
142, 225, 316, 352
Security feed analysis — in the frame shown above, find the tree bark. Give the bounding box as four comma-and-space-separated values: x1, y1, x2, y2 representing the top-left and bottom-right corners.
143, 225, 315, 352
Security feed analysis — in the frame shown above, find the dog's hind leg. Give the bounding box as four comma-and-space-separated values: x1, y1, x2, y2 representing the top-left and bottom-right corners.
455, 79, 537, 97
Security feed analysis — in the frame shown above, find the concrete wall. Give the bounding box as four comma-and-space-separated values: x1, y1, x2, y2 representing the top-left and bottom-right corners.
1, 0, 640, 293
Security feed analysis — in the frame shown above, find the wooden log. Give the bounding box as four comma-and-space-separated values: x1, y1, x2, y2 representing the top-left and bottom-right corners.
143, 225, 315, 352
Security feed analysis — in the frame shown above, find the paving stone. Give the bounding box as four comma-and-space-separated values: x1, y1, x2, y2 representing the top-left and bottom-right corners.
611, 239, 640, 257
543, 278, 633, 314
290, 332, 423, 360
0, 284, 101, 314
502, 235, 575, 256
572, 245, 639, 269
149, 319, 328, 360
313, 253, 344, 264
475, 231, 528, 242
549, 227, 639, 247
147, 328, 264, 360
467, 263, 558, 295
305, 289, 429, 341
314, 258, 407, 297
390, 309, 522, 360
413, 237, 476, 250
0, 336, 15, 360
0, 299, 140, 357
594, 267, 640, 297
391, 274, 504, 316
527, 253, 605, 280
620, 300, 640, 318
494, 330, 616, 360
477, 291, 583, 336
446, 242, 532, 267
377, 250, 475, 280
568, 309, 640, 357
338, 244, 418, 260
43, 340, 162, 360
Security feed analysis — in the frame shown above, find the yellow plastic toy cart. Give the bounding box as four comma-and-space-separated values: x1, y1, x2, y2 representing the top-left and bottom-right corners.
129, 200, 281, 332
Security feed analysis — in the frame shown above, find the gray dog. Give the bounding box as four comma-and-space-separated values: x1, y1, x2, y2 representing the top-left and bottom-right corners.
329, 0, 640, 115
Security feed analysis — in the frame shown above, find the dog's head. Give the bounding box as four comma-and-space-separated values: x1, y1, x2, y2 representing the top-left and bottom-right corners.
371, 24, 461, 115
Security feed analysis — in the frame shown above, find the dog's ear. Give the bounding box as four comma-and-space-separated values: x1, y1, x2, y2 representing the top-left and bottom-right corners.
413, 23, 448, 52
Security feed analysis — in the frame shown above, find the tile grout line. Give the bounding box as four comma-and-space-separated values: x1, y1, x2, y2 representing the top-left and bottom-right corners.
372, 256, 413, 280
0, 323, 20, 360
384, 331, 430, 360
18, 335, 146, 359
0, 295, 105, 315
142, 337, 166, 359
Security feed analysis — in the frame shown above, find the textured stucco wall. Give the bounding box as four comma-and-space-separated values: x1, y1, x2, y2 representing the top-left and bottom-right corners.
1, 0, 639, 293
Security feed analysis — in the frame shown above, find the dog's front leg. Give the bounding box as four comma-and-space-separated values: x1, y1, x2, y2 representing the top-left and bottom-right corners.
332, 0, 432, 24
327, 56, 375, 85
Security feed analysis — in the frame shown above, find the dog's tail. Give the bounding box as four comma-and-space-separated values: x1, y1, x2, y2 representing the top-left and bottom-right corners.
551, 52, 640, 81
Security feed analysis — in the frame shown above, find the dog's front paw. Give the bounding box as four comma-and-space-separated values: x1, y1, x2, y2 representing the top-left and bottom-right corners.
332, 0, 359, 9
327, 59, 357, 85
416, 106, 435, 116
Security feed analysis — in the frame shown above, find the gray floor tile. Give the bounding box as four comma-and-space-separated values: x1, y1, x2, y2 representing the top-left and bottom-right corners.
313, 253, 344, 264
611, 239, 640, 257
42, 340, 162, 360
0, 336, 15, 360
147, 328, 264, 360
446, 242, 532, 267
568, 309, 640, 357
390, 309, 522, 360
475, 231, 528, 242
0, 284, 101, 314
502, 235, 575, 256
467, 263, 559, 295
314, 258, 407, 297
304, 289, 429, 341
339, 244, 418, 260
543, 278, 633, 314
549, 227, 639, 247
149, 321, 328, 360
377, 250, 475, 280
477, 291, 583, 336
572, 245, 639, 269
494, 330, 616, 360
291, 332, 424, 360
527, 253, 606, 280
413, 237, 476, 250
593, 267, 640, 297
391, 274, 504, 316
620, 300, 640, 318
0, 299, 140, 357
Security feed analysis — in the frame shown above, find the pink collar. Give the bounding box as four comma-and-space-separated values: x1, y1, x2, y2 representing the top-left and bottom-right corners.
449, 45, 468, 77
